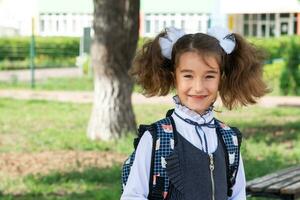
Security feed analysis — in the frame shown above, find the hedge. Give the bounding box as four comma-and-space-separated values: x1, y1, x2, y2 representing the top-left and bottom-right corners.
249, 36, 300, 61
0, 36, 79, 70
1, 35, 300, 70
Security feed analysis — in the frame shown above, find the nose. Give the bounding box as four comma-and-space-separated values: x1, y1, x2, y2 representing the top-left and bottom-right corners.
194, 78, 204, 93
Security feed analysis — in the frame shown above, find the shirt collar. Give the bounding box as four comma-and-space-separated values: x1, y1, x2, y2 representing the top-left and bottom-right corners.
173, 95, 214, 124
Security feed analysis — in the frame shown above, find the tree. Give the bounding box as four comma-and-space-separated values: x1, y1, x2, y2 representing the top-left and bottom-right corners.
87, 0, 139, 140
280, 38, 300, 95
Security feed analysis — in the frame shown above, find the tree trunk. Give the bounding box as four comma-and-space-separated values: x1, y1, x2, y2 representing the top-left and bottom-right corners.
87, 0, 139, 140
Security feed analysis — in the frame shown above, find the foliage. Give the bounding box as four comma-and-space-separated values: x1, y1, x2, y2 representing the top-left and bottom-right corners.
263, 61, 284, 95
249, 36, 299, 61
0, 37, 79, 69
279, 39, 300, 95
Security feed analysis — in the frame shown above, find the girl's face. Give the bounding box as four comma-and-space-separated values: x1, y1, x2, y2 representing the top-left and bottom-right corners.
175, 51, 220, 114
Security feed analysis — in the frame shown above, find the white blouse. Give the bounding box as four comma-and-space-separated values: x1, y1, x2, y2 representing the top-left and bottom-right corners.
121, 99, 246, 200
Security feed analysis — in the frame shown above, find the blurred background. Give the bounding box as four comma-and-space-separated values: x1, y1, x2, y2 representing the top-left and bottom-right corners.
0, 0, 299, 199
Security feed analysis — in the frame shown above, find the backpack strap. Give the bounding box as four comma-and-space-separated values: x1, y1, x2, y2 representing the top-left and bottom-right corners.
215, 119, 242, 197
148, 115, 176, 200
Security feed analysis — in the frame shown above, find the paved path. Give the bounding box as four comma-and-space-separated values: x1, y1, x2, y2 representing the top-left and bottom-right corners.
0, 89, 299, 107
0, 67, 81, 82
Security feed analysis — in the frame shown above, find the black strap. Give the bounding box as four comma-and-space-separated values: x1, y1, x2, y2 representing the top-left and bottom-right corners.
216, 125, 232, 196
135, 124, 153, 149
147, 123, 158, 200
148, 114, 177, 200
230, 127, 243, 187
166, 108, 174, 117
216, 125, 243, 197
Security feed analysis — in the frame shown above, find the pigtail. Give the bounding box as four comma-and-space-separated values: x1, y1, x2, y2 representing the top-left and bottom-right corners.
219, 33, 269, 109
130, 31, 174, 96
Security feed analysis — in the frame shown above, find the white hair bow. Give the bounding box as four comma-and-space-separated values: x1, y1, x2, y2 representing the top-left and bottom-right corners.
207, 26, 236, 54
159, 27, 186, 60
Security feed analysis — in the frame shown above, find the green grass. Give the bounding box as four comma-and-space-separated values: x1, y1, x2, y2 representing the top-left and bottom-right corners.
0, 76, 144, 93
0, 98, 172, 154
0, 166, 122, 200
0, 98, 299, 200
0, 76, 94, 91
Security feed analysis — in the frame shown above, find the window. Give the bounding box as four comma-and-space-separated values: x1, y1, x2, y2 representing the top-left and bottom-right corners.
198, 21, 202, 31
243, 24, 249, 36
72, 20, 76, 32
252, 24, 257, 35
280, 13, 290, 18
63, 19, 67, 32
280, 22, 288, 35
171, 20, 175, 27
252, 14, 257, 20
261, 24, 266, 36
154, 20, 159, 33
56, 20, 59, 32
269, 24, 275, 36
145, 20, 151, 33
181, 20, 185, 29
163, 20, 167, 29
48, 20, 52, 32
40, 19, 45, 32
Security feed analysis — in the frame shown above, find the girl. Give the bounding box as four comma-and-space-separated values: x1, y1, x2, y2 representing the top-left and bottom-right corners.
121, 26, 268, 200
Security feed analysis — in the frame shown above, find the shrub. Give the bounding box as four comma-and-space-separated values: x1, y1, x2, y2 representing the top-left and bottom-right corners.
0, 36, 79, 69
279, 39, 300, 95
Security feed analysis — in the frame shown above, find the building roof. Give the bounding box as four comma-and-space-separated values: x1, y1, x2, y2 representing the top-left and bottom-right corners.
37, 0, 93, 13
222, 0, 300, 14
141, 0, 214, 13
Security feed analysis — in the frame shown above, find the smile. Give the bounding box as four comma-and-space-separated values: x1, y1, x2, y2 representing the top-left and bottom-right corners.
188, 95, 208, 99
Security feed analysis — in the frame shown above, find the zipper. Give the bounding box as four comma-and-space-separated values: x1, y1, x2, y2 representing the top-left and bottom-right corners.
209, 153, 215, 200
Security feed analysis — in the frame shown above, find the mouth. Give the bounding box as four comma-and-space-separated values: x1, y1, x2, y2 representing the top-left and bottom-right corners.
188, 95, 208, 100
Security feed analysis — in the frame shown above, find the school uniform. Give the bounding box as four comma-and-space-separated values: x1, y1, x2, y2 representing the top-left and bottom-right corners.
121, 96, 246, 200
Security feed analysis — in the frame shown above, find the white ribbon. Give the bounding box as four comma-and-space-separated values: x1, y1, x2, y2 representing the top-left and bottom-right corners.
158, 26, 236, 60
159, 27, 186, 60
207, 26, 236, 54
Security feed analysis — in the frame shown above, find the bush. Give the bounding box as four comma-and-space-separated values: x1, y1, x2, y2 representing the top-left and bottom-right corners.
0, 36, 79, 69
263, 61, 284, 95
279, 39, 300, 95
280, 67, 293, 95
249, 36, 300, 61
0, 56, 76, 70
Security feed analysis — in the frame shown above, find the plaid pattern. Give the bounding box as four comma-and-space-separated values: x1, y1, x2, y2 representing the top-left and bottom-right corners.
152, 117, 174, 193
215, 120, 241, 184
121, 151, 136, 191
121, 117, 241, 197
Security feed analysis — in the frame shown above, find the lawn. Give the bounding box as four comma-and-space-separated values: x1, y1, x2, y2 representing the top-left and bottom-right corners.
0, 76, 143, 93
0, 98, 299, 199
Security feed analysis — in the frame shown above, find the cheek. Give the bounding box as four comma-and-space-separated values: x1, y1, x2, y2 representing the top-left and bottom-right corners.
208, 79, 220, 92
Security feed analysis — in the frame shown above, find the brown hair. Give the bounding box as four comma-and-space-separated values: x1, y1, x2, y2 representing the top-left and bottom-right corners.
130, 29, 269, 109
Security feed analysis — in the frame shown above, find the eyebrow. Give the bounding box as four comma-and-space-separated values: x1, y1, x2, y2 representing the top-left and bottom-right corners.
180, 69, 194, 73
179, 69, 219, 73
206, 70, 219, 74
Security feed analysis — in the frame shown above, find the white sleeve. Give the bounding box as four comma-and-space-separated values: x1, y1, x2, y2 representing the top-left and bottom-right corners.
120, 131, 153, 200
228, 154, 246, 200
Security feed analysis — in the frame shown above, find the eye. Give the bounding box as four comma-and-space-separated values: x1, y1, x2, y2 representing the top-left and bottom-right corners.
206, 75, 215, 79
183, 74, 193, 78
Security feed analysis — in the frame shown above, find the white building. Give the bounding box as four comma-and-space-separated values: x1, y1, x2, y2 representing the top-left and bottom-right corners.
0, 0, 93, 37
140, 0, 300, 37
221, 0, 300, 37
1, 0, 300, 38
37, 0, 93, 37
140, 0, 216, 37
